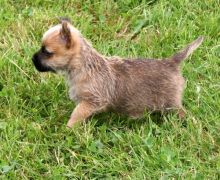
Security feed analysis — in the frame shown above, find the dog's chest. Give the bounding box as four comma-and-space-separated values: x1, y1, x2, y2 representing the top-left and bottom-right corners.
68, 77, 85, 102
68, 83, 78, 101
67, 72, 94, 102
66, 70, 115, 106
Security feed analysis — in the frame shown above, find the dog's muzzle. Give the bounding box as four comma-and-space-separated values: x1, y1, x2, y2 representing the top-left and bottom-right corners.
32, 53, 55, 72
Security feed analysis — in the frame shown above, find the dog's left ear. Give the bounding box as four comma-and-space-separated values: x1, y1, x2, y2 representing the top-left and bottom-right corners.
60, 21, 72, 48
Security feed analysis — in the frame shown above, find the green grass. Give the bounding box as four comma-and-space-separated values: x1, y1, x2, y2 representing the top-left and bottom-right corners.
0, 0, 219, 179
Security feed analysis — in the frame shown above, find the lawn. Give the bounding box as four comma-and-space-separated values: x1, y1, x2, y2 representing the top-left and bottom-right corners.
0, 0, 219, 179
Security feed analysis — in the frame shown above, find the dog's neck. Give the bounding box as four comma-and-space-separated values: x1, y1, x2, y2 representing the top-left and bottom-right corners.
80, 38, 107, 64
68, 37, 108, 72
66, 37, 116, 102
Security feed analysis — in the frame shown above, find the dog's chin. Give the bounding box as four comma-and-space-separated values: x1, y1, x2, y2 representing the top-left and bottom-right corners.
36, 65, 56, 73
32, 58, 56, 73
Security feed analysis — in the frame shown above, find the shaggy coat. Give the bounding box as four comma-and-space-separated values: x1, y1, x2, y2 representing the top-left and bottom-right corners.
32, 20, 203, 127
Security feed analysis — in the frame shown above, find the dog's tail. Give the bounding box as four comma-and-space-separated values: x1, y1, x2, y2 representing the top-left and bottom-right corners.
170, 36, 204, 64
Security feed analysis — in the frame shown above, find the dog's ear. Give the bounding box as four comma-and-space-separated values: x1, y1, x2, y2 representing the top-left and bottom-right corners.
60, 20, 72, 48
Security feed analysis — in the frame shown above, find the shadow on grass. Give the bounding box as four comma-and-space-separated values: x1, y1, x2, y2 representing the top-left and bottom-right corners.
91, 111, 166, 129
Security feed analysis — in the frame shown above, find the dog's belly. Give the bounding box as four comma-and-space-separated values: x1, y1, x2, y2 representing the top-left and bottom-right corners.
115, 90, 183, 117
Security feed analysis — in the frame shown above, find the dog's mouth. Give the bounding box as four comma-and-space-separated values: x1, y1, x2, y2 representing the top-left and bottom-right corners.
32, 54, 55, 73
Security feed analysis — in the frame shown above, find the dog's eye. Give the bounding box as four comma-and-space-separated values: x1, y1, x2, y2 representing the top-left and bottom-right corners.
41, 46, 54, 56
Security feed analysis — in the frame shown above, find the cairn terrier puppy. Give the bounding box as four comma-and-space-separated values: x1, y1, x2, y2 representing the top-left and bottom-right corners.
32, 19, 203, 128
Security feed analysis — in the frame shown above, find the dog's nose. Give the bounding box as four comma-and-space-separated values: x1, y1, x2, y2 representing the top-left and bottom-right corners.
32, 53, 37, 62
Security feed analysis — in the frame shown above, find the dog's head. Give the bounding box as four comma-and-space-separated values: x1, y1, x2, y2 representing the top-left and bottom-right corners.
32, 19, 81, 72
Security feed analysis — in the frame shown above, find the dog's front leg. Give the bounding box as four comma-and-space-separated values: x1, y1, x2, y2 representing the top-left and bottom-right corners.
67, 101, 96, 128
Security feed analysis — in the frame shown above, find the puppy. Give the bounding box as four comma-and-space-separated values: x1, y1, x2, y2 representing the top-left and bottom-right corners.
32, 19, 203, 128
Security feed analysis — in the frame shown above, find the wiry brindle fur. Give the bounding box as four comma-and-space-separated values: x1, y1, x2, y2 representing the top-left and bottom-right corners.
32, 19, 203, 128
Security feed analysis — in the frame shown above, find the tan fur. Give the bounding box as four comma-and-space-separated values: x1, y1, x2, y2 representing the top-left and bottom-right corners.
67, 101, 97, 128
42, 24, 81, 70
32, 20, 203, 127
